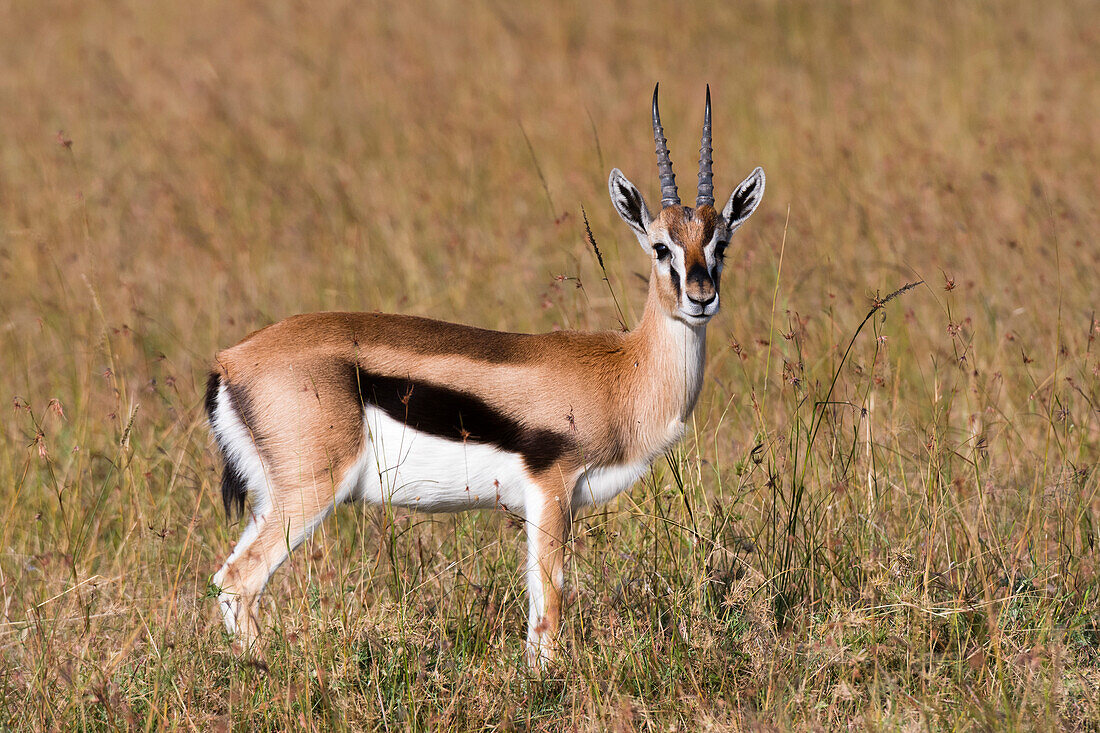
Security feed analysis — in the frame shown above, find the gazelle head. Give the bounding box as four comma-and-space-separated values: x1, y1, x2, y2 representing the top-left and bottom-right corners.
609, 84, 765, 327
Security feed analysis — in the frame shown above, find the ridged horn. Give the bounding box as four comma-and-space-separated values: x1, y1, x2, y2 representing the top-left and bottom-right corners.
652, 83, 679, 208
696, 84, 714, 208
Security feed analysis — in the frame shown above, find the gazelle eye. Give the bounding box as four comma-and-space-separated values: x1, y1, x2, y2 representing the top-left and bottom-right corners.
653, 243, 670, 260
715, 241, 729, 260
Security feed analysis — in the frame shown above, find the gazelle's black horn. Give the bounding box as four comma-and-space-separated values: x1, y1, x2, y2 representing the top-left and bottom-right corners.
652, 83, 679, 208
696, 85, 714, 208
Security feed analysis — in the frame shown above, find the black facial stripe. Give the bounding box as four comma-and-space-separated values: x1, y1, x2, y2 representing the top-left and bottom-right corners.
351, 366, 572, 473
669, 266, 681, 300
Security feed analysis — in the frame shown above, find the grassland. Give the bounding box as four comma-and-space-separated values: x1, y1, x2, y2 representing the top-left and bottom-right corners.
1, 0, 1098, 729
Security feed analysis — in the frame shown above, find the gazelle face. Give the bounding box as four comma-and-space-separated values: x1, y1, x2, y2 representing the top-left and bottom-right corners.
608, 166, 765, 327
607, 85, 765, 327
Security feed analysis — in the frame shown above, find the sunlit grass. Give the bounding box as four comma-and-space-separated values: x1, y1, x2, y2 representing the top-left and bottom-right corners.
1, 0, 1098, 729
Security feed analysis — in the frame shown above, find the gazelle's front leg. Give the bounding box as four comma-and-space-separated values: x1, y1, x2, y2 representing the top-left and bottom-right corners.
524, 471, 573, 668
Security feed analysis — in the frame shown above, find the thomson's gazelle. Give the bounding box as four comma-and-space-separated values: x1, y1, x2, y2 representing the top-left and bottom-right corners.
206, 84, 765, 667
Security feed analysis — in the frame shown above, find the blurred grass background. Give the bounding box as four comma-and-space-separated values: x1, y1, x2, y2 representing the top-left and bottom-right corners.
1, 0, 1098, 729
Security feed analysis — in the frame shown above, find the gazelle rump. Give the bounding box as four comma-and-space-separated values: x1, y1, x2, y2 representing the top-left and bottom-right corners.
206, 84, 765, 667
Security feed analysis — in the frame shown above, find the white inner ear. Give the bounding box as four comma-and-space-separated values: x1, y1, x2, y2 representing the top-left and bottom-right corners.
723, 167, 766, 232
608, 169, 651, 251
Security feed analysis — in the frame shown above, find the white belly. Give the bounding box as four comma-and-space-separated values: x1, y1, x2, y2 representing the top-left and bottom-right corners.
349, 406, 531, 513
572, 461, 651, 508
348, 406, 654, 513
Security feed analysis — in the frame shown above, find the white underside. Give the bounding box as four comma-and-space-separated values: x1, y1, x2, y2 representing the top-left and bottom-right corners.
347, 406, 533, 512
572, 462, 652, 508
346, 406, 655, 513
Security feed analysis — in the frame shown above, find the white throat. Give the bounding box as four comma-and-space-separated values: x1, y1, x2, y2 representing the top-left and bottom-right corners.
663, 312, 708, 418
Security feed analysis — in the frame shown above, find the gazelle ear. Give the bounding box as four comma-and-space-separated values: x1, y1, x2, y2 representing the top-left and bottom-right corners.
608, 168, 652, 249
722, 167, 766, 232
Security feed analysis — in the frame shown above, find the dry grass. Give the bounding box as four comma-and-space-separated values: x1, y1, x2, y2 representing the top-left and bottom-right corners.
1, 0, 1099, 729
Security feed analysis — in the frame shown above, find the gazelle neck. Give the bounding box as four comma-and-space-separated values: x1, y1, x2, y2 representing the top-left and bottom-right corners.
628, 282, 709, 422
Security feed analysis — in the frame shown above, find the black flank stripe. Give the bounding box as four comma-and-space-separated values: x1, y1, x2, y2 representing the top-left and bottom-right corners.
351, 365, 571, 473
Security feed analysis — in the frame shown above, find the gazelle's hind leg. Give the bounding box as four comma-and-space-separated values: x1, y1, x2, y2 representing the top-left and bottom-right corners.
524, 466, 576, 668
212, 494, 334, 657
212, 512, 269, 653
207, 365, 366, 658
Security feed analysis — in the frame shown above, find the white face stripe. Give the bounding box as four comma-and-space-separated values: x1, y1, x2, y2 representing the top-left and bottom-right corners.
705, 229, 728, 281
666, 237, 686, 274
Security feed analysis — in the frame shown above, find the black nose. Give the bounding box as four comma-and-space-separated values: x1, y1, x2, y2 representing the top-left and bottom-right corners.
685, 264, 716, 306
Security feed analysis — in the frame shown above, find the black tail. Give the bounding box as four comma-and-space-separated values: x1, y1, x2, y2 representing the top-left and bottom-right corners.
205, 371, 248, 519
